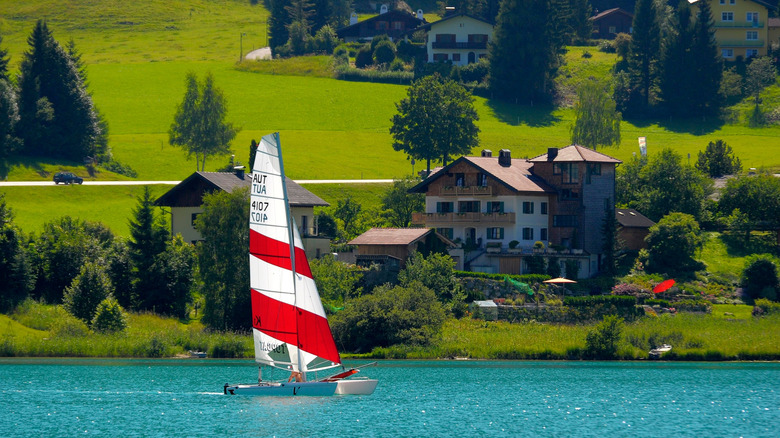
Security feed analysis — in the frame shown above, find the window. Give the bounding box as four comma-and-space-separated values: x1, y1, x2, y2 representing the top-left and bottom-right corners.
522, 201, 534, 214
487, 227, 504, 239
522, 227, 533, 240
478, 173, 488, 186
721, 12, 734, 22
435, 34, 456, 43
458, 201, 480, 213
468, 34, 488, 43
555, 162, 579, 183
433, 53, 448, 62
437, 228, 454, 239
392, 21, 403, 30
747, 31, 758, 41
586, 163, 602, 184
436, 202, 454, 213
560, 189, 579, 200
553, 215, 578, 227
729, 0, 735, 4
455, 173, 465, 187
722, 48, 734, 58
747, 12, 759, 24
608, 26, 616, 34
719, 0, 724, 3
487, 201, 504, 213
541, 202, 548, 215
746, 49, 759, 58
540, 228, 548, 241
452, 53, 461, 62
376, 21, 388, 30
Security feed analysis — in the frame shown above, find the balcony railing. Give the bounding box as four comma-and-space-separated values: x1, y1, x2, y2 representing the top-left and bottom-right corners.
714, 20, 763, 28
439, 186, 493, 196
412, 212, 516, 225
431, 41, 488, 49
720, 39, 764, 47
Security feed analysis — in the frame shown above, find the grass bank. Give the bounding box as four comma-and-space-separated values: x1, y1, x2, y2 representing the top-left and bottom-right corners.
5, 302, 776, 361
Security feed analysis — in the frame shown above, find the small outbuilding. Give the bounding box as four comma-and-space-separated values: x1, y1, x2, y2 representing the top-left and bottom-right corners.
348, 228, 455, 270
616, 208, 655, 251
590, 8, 633, 40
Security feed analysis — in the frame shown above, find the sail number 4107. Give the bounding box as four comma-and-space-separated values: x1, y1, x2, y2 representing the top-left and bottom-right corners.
251, 200, 270, 223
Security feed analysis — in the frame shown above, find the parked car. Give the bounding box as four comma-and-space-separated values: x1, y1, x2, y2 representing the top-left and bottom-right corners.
53, 172, 84, 185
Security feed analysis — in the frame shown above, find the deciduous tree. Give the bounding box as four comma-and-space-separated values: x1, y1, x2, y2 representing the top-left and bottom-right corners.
571, 79, 621, 149
696, 139, 741, 177
644, 212, 704, 274
390, 74, 479, 173
719, 173, 780, 232
63, 261, 112, 324
381, 177, 424, 228
196, 188, 250, 331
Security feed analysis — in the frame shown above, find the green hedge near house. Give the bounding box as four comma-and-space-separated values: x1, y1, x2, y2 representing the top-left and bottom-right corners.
454, 271, 550, 283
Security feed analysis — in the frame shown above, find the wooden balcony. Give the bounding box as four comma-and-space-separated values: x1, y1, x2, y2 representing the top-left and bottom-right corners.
438, 186, 493, 196
412, 212, 516, 225
432, 41, 488, 49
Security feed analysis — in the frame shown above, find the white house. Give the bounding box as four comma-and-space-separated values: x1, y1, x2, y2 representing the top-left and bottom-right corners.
418, 12, 494, 66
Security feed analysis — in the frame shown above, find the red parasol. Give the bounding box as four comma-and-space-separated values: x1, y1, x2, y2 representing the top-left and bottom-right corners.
653, 279, 675, 294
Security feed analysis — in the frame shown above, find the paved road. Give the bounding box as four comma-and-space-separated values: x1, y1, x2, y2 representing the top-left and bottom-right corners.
0, 179, 394, 187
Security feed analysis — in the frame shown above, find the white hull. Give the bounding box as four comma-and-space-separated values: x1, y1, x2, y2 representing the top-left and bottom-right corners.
224, 381, 336, 396
334, 379, 378, 395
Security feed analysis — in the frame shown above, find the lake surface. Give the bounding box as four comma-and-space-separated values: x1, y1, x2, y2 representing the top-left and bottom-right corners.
1, 359, 778, 437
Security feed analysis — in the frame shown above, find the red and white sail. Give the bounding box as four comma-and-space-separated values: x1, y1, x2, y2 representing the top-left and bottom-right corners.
249, 133, 340, 374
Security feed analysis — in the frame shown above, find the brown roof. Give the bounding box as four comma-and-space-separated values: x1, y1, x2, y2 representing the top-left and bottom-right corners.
529, 145, 622, 164
769, 17, 780, 28
349, 228, 433, 246
590, 8, 633, 21
411, 156, 555, 194
616, 208, 655, 228
155, 171, 329, 208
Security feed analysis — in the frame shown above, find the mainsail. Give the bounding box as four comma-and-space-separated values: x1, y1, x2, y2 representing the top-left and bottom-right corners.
249, 133, 340, 374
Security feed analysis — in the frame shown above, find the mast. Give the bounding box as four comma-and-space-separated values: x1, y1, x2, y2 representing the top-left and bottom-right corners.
274, 132, 305, 381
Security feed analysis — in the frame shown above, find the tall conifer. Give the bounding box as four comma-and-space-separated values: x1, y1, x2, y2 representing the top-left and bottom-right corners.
628, 0, 660, 110
691, 0, 723, 117
660, 0, 695, 116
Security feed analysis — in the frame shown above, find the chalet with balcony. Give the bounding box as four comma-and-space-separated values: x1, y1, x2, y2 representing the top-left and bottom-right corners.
336, 6, 426, 42
410, 146, 621, 278
590, 8, 633, 39
348, 228, 456, 271
689, 0, 775, 59
154, 169, 330, 260
417, 12, 494, 66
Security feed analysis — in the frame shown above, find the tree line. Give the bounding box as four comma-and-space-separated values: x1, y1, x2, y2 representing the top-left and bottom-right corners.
0, 21, 115, 174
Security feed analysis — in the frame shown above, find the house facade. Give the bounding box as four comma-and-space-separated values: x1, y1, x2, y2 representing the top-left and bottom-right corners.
418, 13, 494, 66
336, 7, 426, 42
410, 146, 621, 278
154, 170, 330, 260
690, 0, 775, 59
590, 8, 634, 39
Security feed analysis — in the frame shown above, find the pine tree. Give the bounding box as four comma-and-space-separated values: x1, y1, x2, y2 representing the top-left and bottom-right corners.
128, 186, 170, 311
268, 0, 291, 51
690, 0, 723, 117
16, 20, 103, 161
0, 195, 34, 312
628, 0, 660, 111
489, 0, 566, 103
0, 35, 9, 81
0, 80, 22, 161
660, 0, 695, 116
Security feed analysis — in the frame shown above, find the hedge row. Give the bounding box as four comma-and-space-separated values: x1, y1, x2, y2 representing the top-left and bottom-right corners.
564, 295, 637, 307
494, 302, 643, 323
454, 271, 550, 283
333, 65, 413, 84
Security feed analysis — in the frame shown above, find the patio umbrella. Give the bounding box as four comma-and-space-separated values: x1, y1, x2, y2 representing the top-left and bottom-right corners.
543, 277, 577, 298
653, 279, 675, 294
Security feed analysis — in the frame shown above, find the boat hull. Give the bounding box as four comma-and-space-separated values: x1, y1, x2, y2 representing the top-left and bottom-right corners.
334, 379, 378, 395
224, 381, 337, 396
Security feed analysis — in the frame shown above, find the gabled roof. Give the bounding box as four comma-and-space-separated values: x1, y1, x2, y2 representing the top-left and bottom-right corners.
336, 9, 426, 34
688, 0, 775, 9
590, 8, 633, 21
616, 208, 655, 228
409, 155, 556, 194
529, 145, 622, 164
349, 228, 433, 246
154, 171, 329, 208
415, 12, 494, 31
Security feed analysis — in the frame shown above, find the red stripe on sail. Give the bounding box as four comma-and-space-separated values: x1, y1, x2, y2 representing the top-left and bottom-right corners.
252, 289, 341, 365
250, 229, 312, 279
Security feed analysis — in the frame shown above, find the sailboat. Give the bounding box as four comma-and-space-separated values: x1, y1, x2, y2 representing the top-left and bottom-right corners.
223, 133, 378, 396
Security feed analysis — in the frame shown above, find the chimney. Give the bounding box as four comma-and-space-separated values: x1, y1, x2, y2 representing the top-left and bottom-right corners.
444, 6, 455, 16
547, 147, 558, 161
417, 9, 424, 20
498, 149, 511, 167
349, 12, 358, 25
481, 149, 492, 157
234, 166, 245, 179
380, 4, 388, 14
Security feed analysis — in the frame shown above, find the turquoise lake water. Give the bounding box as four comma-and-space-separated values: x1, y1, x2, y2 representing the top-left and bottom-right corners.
1, 359, 778, 437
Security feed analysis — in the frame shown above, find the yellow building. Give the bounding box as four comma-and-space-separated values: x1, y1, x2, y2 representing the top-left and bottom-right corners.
690, 0, 776, 59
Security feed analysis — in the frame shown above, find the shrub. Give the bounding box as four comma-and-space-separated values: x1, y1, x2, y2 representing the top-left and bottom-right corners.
581, 50, 592, 58
354, 45, 373, 69
598, 40, 615, 53
674, 299, 712, 313
741, 255, 779, 301
373, 40, 396, 66
644, 298, 671, 307
584, 315, 624, 359
753, 298, 780, 316
611, 282, 651, 298
63, 262, 112, 324
100, 159, 138, 178
458, 58, 489, 83
396, 40, 425, 62
91, 297, 127, 333
311, 25, 338, 54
